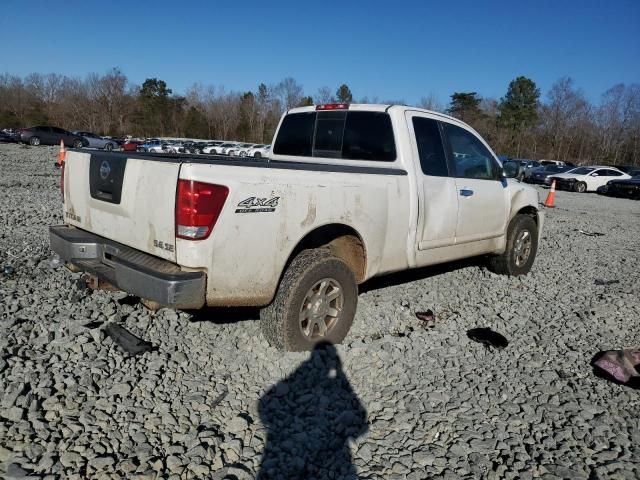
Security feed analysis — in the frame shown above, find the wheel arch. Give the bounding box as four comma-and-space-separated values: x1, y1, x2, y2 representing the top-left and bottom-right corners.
515, 205, 539, 225
281, 223, 368, 284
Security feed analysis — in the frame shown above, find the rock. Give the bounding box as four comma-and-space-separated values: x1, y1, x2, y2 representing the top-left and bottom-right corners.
109, 383, 131, 397
227, 415, 250, 434
59, 451, 83, 467
88, 456, 115, 470
1, 406, 25, 422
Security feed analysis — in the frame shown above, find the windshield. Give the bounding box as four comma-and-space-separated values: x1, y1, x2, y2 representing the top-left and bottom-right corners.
570, 167, 595, 175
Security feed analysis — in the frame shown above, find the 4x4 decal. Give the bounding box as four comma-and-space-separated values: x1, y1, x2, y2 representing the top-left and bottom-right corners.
235, 196, 280, 213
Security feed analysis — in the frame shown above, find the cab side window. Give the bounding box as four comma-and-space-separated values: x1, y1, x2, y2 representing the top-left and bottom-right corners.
412, 117, 448, 176
443, 123, 498, 180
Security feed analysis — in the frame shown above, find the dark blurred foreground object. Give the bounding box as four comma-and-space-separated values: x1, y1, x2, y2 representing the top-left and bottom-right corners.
594, 278, 620, 286
2, 265, 15, 278
591, 349, 640, 389
104, 323, 154, 356
467, 327, 509, 350
416, 309, 436, 328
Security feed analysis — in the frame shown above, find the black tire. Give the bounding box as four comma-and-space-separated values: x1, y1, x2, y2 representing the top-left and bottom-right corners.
72, 139, 83, 149
254, 152, 262, 159
29, 136, 40, 146
575, 182, 587, 193
105, 143, 114, 151
260, 249, 358, 351
487, 214, 538, 276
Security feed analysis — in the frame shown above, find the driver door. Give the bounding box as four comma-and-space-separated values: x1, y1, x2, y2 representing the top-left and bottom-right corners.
441, 122, 509, 244
406, 112, 459, 250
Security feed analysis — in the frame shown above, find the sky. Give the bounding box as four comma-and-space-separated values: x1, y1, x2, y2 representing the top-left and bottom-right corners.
1, 0, 638, 106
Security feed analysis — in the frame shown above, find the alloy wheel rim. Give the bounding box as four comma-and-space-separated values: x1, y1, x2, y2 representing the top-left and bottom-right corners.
514, 230, 532, 267
299, 278, 344, 340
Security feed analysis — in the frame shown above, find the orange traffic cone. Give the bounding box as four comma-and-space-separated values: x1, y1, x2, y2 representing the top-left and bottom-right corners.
57, 139, 66, 166
544, 179, 556, 208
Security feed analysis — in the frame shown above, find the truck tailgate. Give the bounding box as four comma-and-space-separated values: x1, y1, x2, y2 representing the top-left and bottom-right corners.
63, 151, 180, 262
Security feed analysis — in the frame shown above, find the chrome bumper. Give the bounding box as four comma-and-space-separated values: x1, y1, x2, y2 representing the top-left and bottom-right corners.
49, 225, 205, 309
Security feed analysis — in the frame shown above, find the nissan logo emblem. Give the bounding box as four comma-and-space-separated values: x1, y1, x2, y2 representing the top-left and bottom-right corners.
99, 160, 111, 180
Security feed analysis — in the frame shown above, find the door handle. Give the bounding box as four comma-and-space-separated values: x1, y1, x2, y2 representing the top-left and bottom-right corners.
460, 188, 474, 197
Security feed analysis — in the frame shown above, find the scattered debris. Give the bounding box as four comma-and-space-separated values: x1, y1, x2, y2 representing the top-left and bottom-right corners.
467, 328, 509, 350
2, 265, 15, 278
415, 310, 436, 328
576, 229, 605, 237
591, 349, 640, 389
594, 278, 620, 286
104, 323, 154, 356
47, 254, 64, 269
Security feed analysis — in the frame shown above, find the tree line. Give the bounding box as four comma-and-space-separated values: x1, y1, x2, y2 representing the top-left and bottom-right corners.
0, 69, 638, 165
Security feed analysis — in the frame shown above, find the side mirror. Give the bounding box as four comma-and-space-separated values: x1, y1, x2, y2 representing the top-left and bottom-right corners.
502, 163, 519, 179
590, 172, 598, 177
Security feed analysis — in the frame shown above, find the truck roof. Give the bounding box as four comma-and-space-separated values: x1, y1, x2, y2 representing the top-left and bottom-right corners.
287, 103, 462, 124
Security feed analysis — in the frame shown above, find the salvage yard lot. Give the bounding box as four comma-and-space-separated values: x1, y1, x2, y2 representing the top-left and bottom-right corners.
1, 143, 639, 479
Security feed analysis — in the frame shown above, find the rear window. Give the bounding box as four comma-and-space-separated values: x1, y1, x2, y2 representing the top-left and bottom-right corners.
273, 111, 396, 162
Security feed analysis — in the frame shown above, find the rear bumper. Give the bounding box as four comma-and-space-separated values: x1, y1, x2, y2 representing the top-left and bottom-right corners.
49, 225, 206, 309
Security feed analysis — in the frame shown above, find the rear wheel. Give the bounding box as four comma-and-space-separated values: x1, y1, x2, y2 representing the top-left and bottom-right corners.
29, 136, 41, 146
260, 249, 357, 351
487, 214, 538, 276
575, 182, 587, 193
105, 143, 114, 151
72, 139, 83, 149
254, 152, 262, 158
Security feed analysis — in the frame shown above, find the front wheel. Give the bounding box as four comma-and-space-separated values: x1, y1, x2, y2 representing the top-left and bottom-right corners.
29, 136, 41, 146
254, 152, 262, 158
260, 249, 357, 351
72, 139, 83, 149
575, 182, 587, 193
487, 214, 538, 276
105, 143, 114, 151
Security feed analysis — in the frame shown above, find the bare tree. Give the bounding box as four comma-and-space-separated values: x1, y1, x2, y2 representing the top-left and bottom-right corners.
275, 77, 303, 111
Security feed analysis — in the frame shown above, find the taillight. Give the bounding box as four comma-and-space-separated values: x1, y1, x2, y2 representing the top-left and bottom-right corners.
176, 180, 228, 240
316, 103, 350, 110
60, 161, 65, 200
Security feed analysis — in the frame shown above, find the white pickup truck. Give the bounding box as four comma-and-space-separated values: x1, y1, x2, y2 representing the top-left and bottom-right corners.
50, 103, 543, 351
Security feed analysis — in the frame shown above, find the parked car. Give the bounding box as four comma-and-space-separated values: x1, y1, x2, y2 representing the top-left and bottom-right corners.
19, 126, 86, 148
598, 174, 640, 199
526, 164, 576, 184
73, 131, 119, 151
244, 144, 271, 158
121, 140, 144, 152
201, 141, 225, 154
519, 160, 542, 179
0, 130, 18, 143
218, 142, 241, 155
228, 143, 254, 156
617, 165, 640, 174
51, 103, 543, 351
539, 159, 565, 167
137, 139, 165, 153
163, 141, 185, 154
550, 166, 631, 192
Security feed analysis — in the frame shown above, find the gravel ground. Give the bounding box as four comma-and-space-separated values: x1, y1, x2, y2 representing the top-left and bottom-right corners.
1, 142, 639, 480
